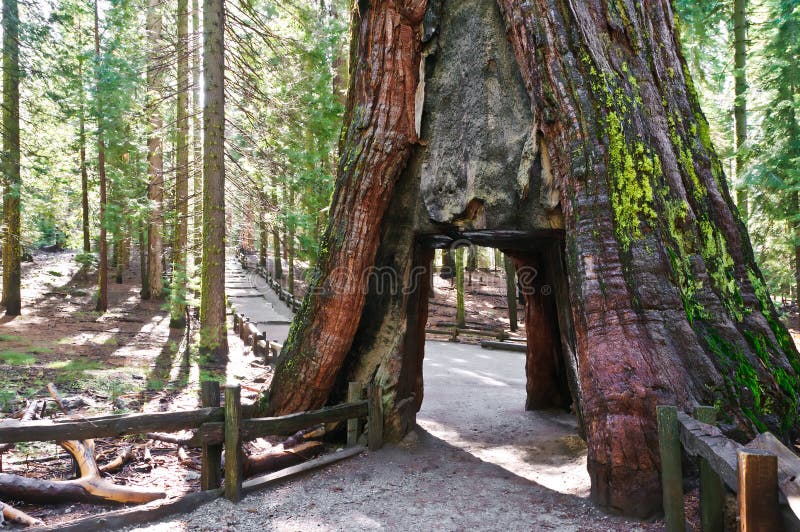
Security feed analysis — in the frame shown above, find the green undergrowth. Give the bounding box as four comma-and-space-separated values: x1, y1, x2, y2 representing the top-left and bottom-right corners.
0, 351, 36, 365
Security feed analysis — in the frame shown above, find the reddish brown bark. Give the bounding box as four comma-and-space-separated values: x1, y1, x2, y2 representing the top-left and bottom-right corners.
268, 0, 427, 415
268, 0, 800, 519
513, 253, 569, 410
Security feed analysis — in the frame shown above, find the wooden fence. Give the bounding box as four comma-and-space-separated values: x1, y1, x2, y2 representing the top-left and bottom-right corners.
658, 405, 800, 531
0, 380, 382, 505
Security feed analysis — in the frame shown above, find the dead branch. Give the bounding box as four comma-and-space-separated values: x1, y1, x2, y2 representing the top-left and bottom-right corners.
98, 445, 134, 474
0, 500, 43, 527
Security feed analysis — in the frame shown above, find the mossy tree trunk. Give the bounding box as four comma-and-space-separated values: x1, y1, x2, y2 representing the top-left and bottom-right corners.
495, 0, 800, 515
170, 0, 190, 329
1, 0, 21, 316
267, 0, 800, 518
199, 0, 227, 360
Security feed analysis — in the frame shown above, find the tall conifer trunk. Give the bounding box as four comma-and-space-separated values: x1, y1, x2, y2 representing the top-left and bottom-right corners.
734, 0, 748, 220
191, 0, 202, 270
93, 0, 108, 313
144, 0, 164, 300
199, 0, 227, 360
1, 0, 21, 316
171, 0, 190, 329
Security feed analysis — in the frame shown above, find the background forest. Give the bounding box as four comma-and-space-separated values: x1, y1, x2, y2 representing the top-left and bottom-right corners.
0, 0, 799, 310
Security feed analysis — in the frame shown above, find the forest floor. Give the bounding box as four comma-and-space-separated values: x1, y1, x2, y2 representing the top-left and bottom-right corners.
0, 250, 272, 527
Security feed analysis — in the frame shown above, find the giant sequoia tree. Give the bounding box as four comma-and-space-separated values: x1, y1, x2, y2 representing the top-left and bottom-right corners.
267, 0, 800, 517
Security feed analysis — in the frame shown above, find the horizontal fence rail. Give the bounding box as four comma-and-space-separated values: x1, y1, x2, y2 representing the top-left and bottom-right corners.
0, 380, 382, 509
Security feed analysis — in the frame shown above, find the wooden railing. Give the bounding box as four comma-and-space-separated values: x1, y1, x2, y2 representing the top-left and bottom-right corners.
0, 380, 382, 505
657, 405, 800, 531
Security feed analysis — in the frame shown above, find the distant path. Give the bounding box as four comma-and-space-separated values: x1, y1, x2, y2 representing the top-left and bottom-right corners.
225, 255, 293, 346
130, 341, 662, 531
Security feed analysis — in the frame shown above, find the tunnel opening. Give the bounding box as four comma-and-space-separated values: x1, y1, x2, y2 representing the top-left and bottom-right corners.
398, 230, 580, 428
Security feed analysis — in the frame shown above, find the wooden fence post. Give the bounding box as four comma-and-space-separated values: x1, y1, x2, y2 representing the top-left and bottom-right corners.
347, 382, 361, 447
368, 384, 383, 452
695, 406, 724, 532
657, 405, 685, 532
224, 384, 242, 502
738, 449, 780, 532
200, 381, 222, 491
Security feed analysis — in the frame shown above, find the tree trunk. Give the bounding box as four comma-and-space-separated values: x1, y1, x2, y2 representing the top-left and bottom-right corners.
258, 194, 267, 269
270, 175, 282, 281
455, 246, 465, 328
144, 0, 164, 301
139, 224, 149, 298
2, 0, 21, 316
171, 0, 190, 329
267, 1, 425, 414
94, 0, 108, 313
267, 0, 800, 518
504, 254, 517, 332
78, 46, 91, 255
287, 186, 296, 296
199, 0, 227, 361
734, 0, 748, 221
191, 0, 202, 271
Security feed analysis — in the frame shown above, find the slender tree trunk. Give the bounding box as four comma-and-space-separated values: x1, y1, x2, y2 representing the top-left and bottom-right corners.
139, 224, 149, 298
258, 193, 267, 269
144, 0, 164, 301
93, 0, 108, 313
455, 247, 465, 328
734, 0, 748, 220
504, 254, 517, 332
192, 0, 202, 271
78, 50, 90, 254
199, 0, 227, 360
270, 175, 282, 280
287, 186, 295, 295
170, 0, 190, 329
1, 0, 21, 316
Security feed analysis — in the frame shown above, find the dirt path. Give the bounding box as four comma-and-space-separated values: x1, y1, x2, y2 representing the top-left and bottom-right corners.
129, 342, 662, 531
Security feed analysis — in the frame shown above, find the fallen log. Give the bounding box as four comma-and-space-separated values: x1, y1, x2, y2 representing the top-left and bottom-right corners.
146, 432, 194, 446
243, 441, 324, 478
0, 500, 42, 527
479, 339, 527, 352
0, 440, 164, 505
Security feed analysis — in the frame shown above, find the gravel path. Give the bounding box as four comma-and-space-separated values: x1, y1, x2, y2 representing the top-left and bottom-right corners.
128, 342, 663, 531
